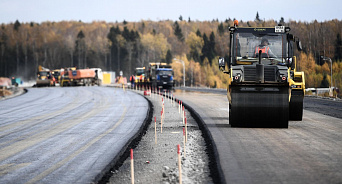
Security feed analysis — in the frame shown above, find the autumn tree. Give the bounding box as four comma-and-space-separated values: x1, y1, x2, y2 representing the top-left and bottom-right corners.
140, 33, 170, 64
186, 32, 203, 63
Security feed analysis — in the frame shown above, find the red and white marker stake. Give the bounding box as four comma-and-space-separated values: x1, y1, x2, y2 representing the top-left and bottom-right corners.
182, 106, 185, 124
177, 144, 182, 184
178, 100, 181, 114
131, 149, 134, 184
171, 94, 174, 105
183, 128, 186, 157
155, 117, 157, 144
185, 117, 187, 143
161, 110, 163, 133
162, 98, 165, 119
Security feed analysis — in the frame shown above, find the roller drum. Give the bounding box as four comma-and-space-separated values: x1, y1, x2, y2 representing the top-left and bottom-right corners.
229, 85, 289, 128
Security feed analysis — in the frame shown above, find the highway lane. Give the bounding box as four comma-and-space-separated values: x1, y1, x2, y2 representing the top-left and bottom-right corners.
174, 90, 342, 184
0, 87, 148, 184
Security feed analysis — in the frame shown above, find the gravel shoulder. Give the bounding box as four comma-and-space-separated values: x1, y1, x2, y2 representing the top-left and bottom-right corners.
104, 89, 213, 184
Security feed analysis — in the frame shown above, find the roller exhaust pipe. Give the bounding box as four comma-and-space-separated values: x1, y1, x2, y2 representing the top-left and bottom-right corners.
256, 50, 264, 83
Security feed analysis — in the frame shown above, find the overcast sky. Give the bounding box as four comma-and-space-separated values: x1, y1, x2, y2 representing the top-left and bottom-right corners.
0, 0, 341, 24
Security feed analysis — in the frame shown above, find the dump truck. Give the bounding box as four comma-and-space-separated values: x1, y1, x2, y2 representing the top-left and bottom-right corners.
218, 22, 305, 128
36, 65, 55, 87
60, 68, 102, 87
146, 62, 174, 90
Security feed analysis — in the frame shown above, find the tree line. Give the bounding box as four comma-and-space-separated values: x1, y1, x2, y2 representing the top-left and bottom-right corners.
0, 16, 341, 92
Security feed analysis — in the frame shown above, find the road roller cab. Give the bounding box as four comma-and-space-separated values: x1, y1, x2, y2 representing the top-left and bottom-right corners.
218, 24, 305, 128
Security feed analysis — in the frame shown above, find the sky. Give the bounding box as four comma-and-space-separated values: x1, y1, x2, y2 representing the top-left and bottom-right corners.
0, 0, 341, 24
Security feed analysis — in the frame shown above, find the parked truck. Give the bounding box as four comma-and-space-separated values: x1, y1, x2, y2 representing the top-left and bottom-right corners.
146, 62, 174, 90
60, 68, 102, 87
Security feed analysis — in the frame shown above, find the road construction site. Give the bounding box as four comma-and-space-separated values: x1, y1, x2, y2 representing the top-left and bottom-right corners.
0, 86, 341, 184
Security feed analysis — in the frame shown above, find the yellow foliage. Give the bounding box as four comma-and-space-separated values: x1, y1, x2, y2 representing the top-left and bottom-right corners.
321, 63, 330, 74
297, 52, 315, 74
186, 32, 204, 56
141, 33, 170, 62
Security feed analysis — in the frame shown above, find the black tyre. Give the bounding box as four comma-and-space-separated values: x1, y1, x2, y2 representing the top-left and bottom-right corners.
289, 91, 304, 121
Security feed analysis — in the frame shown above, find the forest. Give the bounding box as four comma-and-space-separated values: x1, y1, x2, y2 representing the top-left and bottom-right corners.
0, 14, 341, 93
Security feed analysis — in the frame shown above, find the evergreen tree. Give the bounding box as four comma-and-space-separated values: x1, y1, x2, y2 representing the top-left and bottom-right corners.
201, 32, 216, 65
334, 33, 342, 61
165, 49, 172, 64
201, 33, 209, 64
208, 31, 216, 64
320, 73, 330, 87
14, 20, 21, 31
173, 21, 184, 42
196, 29, 202, 37
122, 27, 131, 41
75, 30, 86, 68
77, 30, 85, 39
107, 26, 122, 71
255, 12, 261, 22
218, 23, 224, 36
179, 15, 183, 21
279, 17, 285, 25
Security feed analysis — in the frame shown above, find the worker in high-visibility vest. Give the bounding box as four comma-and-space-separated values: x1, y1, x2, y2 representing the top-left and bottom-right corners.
254, 38, 277, 58
130, 75, 135, 89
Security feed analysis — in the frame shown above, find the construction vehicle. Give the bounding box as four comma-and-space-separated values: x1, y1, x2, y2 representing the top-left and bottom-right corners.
60, 68, 102, 87
134, 67, 146, 88
90, 68, 103, 86
146, 62, 174, 90
218, 22, 305, 128
11, 77, 22, 87
36, 65, 56, 87
51, 69, 61, 84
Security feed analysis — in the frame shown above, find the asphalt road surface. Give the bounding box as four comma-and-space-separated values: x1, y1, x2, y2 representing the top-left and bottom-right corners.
174, 89, 342, 184
0, 87, 148, 184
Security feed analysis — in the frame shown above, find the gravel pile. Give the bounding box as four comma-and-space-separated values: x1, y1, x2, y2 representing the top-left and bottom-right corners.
106, 89, 213, 184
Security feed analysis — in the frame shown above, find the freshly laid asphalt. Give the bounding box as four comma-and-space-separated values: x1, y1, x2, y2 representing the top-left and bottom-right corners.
174, 89, 342, 184
0, 87, 148, 184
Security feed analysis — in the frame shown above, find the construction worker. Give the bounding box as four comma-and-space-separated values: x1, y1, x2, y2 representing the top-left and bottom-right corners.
254, 38, 277, 58
130, 75, 135, 89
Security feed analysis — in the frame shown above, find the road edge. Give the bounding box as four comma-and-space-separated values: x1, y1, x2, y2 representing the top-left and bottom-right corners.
175, 97, 226, 184
96, 92, 154, 184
